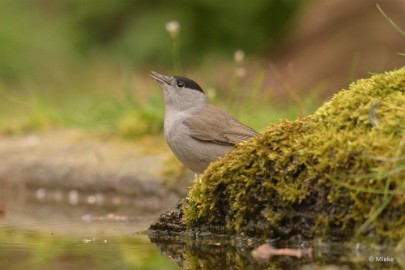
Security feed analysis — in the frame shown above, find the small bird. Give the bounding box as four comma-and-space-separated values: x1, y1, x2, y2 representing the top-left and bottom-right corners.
150, 71, 258, 173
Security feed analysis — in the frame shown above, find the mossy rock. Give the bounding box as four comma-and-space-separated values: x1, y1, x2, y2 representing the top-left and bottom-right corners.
151, 68, 405, 243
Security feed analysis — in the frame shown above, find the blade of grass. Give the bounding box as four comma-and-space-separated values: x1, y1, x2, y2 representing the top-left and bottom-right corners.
377, 4, 405, 36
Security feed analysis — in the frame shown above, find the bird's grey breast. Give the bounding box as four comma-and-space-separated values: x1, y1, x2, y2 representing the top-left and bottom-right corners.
164, 109, 187, 139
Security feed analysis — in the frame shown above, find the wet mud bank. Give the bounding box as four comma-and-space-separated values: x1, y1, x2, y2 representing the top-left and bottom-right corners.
0, 131, 183, 210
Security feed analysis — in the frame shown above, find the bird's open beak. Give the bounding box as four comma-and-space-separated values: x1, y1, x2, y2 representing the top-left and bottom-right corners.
150, 71, 171, 85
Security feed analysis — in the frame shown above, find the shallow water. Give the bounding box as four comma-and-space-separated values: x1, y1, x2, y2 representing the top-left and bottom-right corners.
0, 187, 179, 270
0, 187, 403, 270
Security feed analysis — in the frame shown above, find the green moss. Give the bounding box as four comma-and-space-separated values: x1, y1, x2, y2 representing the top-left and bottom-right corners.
183, 68, 405, 241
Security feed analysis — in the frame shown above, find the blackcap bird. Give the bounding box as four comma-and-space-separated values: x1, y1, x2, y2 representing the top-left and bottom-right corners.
150, 71, 258, 173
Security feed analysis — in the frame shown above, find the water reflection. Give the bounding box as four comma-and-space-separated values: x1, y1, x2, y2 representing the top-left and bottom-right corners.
0, 188, 178, 270
150, 235, 404, 269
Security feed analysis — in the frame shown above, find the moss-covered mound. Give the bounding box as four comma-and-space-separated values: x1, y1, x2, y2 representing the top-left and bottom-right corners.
182, 68, 405, 241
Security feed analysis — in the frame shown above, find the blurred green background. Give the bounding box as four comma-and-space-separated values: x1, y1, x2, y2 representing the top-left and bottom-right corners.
0, 0, 403, 137
0, 0, 300, 80
0, 0, 303, 136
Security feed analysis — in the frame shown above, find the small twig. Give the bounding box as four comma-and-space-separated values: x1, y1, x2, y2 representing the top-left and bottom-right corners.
252, 243, 312, 260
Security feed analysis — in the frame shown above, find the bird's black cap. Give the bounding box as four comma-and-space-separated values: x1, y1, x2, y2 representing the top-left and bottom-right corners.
174, 76, 204, 93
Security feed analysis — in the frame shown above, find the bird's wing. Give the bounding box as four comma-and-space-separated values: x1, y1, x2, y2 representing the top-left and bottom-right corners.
184, 105, 259, 146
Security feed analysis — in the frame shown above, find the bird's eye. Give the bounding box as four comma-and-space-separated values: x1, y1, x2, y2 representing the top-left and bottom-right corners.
176, 81, 185, 88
